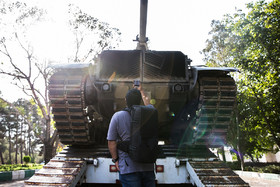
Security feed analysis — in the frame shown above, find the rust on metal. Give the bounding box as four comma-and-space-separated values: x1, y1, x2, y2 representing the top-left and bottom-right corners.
187, 160, 249, 187
25, 158, 87, 186
49, 68, 91, 145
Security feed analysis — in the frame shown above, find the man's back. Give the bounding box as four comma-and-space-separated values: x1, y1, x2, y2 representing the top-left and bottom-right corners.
107, 109, 154, 175
107, 87, 156, 187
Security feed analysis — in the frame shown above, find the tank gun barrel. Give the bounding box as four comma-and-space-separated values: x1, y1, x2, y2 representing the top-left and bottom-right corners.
137, 0, 148, 50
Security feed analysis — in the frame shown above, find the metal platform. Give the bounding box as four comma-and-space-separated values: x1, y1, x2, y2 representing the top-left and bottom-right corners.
25, 159, 87, 187
187, 160, 249, 187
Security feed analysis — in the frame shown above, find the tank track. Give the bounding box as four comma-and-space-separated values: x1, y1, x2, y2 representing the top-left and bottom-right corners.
49, 68, 92, 145
192, 75, 236, 146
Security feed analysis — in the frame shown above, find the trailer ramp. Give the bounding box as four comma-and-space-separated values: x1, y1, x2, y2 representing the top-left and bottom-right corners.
25, 145, 110, 186
187, 160, 249, 187
25, 158, 87, 187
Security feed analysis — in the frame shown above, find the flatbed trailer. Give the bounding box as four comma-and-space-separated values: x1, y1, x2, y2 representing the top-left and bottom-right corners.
25, 145, 249, 186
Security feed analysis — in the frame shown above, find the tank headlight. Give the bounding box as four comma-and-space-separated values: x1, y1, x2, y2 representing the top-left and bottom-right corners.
175, 159, 180, 167
173, 84, 183, 92
93, 159, 99, 167
102, 83, 111, 92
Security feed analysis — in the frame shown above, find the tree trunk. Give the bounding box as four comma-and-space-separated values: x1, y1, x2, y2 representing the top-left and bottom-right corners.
8, 125, 12, 164
20, 121, 23, 164
44, 142, 54, 164
248, 153, 254, 162
236, 109, 244, 171
0, 150, 4, 164
15, 123, 18, 164
237, 149, 244, 171
28, 127, 31, 156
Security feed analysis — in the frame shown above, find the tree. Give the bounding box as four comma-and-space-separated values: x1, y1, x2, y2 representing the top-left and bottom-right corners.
0, 1, 121, 163
67, 4, 121, 63
14, 98, 41, 163
202, 0, 280, 159
0, 1, 56, 163
0, 96, 8, 164
0, 97, 42, 164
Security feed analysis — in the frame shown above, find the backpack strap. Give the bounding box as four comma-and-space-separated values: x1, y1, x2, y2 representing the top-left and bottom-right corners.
123, 107, 131, 114
116, 107, 132, 153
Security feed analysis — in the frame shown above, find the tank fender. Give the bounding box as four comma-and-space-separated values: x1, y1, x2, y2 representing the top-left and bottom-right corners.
190, 66, 239, 90
192, 66, 239, 73
49, 63, 91, 69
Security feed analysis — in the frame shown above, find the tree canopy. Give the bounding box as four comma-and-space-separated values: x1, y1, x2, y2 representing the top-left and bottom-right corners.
202, 0, 280, 159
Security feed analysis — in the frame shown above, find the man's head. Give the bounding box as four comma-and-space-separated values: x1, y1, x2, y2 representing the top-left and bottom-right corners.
125, 89, 141, 107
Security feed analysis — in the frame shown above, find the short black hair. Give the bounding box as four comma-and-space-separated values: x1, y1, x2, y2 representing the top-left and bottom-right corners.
125, 89, 141, 107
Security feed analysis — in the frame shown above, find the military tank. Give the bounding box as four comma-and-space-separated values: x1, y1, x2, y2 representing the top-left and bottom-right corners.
48, 49, 237, 148
26, 0, 249, 186
48, 0, 237, 147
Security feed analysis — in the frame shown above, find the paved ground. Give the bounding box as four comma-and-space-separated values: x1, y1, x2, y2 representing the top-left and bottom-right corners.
0, 176, 280, 186
240, 175, 280, 187
0, 179, 25, 187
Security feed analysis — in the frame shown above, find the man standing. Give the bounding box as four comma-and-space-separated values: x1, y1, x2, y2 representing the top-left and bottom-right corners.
107, 85, 156, 187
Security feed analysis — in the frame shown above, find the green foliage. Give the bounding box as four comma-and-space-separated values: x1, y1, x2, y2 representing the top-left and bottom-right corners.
0, 164, 43, 172
245, 165, 280, 174
23, 155, 31, 163
226, 162, 242, 170
202, 0, 280, 158
0, 98, 43, 165
227, 162, 280, 174
247, 164, 280, 174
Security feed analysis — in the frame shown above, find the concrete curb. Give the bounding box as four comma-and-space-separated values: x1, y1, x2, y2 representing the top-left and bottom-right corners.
235, 170, 280, 181
0, 169, 39, 182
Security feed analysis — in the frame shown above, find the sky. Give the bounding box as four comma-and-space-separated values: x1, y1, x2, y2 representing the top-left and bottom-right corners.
28, 0, 255, 64
1, 0, 256, 102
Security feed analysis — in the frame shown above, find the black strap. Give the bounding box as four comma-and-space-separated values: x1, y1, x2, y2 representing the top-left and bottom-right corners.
116, 107, 132, 152
123, 107, 131, 114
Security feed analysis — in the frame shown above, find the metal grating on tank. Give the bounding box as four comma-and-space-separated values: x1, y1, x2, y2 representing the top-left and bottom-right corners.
99, 50, 141, 80
144, 51, 186, 80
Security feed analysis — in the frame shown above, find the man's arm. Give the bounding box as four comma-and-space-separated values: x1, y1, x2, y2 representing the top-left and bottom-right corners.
135, 84, 151, 106
108, 140, 119, 171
